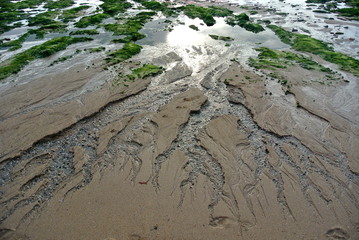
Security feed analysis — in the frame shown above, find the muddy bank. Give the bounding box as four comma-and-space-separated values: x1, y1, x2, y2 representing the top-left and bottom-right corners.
1, 45, 358, 240
0, 56, 152, 162
222, 61, 359, 174
0, 0, 359, 239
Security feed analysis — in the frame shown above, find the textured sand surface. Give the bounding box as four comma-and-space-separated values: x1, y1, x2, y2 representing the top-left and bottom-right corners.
1, 1, 359, 240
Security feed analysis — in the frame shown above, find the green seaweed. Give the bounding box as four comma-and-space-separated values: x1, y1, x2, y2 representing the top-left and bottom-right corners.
104, 20, 142, 35
0, 23, 13, 35
87, 47, 106, 53
267, 25, 295, 45
126, 64, 163, 81
0, 36, 93, 80
242, 23, 265, 33
100, 0, 132, 16
45, 0, 74, 9
112, 32, 146, 43
209, 34, 234, 41
140, 1, 163, 11
0, 11, 26, 33
313, 10, 329, 13
268, 25, 359, 75
0, 21, 66, 51
346, 0, 359, 7
182, 5, 233, 26
0, 0, 50, 33
189, 25, 199, 31
106, 42, 142, 64
38, 21, 67, 33
70, 29, 100, 35
49, 55, 73, 66
249, 47, 332, 73
28, 11, 59, 26
337, 7, 359, 19
249, 57, 287, 69
0, 32, 30, 50
75, 13, 109, 28
1, 0, 46, 10
226, 13, 264, 33
104, 11, 155, 35
60, 6, 90, 23
104, 11, 154, 43
292, 34, 359, 74
28, 29, 46, 39
133, 0, 178, 17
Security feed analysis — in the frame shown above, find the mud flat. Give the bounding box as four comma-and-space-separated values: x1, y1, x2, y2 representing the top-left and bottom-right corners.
0, 0, 359, 239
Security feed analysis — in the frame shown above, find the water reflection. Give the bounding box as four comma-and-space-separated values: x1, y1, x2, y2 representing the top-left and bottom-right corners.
167, 24, 208, 46
138, 16, 289, 49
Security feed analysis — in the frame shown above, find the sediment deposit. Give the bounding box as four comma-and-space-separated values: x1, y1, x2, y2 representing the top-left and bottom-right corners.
0, 0, 358, 239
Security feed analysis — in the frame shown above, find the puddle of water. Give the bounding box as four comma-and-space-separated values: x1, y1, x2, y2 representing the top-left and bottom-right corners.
0, 27, 30, 40
22, 3, 47, 17
138, 15, 288, 49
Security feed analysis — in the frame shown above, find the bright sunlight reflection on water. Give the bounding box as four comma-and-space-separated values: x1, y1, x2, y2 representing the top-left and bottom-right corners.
162, 16, 288, 49
166, 25, 208, 46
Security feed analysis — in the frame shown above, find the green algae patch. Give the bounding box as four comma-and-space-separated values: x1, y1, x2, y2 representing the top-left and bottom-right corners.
28, 11, 60, 26
104, 12, 155, 35
226, 13, 264, 33
28, 11, 68, 34
1, 0, 46, 10
0, 0, 74, 33
60, 6, 90, 23
209, 34, 234, 41
337, 7, 359, 19
45, 0, 74, 9
28, 29, 47, 39
70, 29, 100, 35
87, 47, 106, 53
182, 5, 233, 26
75, 13, 109, 28
4, 21, 68, 44
38, 21, 67, 33
0, 36, 93, 81
49, 55, 73, 66
106, 42, 142, 64
112, 32, 146, 43
104, 20, 143, 35
267, 25, 294, 45
0, 0, 45, 33
114, 63, 163, 86
0, 32, 30, 51
249, 47, 332, 73
104, 11, 155, 43
226, 12, 249, 25
268, 25, 359, 75
133, 0, 178, 17
127, 64, 163, 80
189, 25, 199, 31
241, 23, 264, 33
292, 35, 359, 74
101, 0, 132, 16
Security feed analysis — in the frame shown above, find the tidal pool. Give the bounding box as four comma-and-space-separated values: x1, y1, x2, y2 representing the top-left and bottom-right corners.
138, 15, 289, 49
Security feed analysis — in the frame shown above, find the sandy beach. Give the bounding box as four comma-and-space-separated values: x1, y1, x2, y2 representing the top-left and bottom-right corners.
0, 0, 358, 239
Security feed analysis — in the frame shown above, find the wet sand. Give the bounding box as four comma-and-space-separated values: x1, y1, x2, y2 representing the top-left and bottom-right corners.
0, 1, 359, 240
